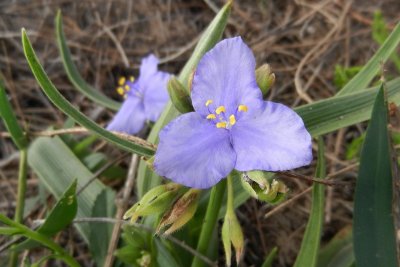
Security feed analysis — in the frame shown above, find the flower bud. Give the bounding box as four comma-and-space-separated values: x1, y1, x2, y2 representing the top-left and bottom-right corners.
255, 64, 275, 97
241, 171, 288, 204
123, 183, 182, 223
222, 210, 244, 267
167, 76, 194, 114
157, 188, 201, 235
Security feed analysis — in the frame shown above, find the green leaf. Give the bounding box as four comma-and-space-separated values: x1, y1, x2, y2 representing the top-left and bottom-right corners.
21, 29, 155, 157
28, 136, 115, 266
0, 227, 21, 235
345, 133, 366, 160
89, 189, 115, 266
261, 247, 278, 267
136, 0, 232, 198
14, 180, 78, 251
0, 79, 28, 149
294, 137, 326, 267
337, 21, 400, 96
55, 11, 121, 111
353, 86, 398, 267
296, 77, 400, 137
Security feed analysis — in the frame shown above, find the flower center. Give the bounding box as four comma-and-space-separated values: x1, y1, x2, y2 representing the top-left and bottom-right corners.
116, 76, 136, 99
205, 100, 248, 129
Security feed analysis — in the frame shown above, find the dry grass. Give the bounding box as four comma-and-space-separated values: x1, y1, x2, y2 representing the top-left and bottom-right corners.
1, 0, 399, 266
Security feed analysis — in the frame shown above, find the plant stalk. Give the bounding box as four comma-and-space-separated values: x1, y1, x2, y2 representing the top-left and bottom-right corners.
191, 179, 226, 267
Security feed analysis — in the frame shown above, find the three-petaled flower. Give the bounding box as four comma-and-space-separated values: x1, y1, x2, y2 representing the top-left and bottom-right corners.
154, 37, 312, 189
107, 54, 170, 134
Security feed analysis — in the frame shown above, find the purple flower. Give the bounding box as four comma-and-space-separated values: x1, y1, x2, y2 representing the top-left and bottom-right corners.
107, 54, 170, 134
154, 37, 312, 189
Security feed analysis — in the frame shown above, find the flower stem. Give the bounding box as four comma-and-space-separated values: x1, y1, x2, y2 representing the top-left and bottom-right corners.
191, 179, 226, 267
8, 148, 28, 267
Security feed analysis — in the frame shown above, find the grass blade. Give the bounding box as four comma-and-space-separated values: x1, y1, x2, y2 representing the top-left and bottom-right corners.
136, 0, 232, 198
55, 11, 121, 111
0, 79, 28, 149
261, 247, 278, 267
21, 29, 155, 157
353, 86, 398, 267
296, 77, 400, 137
294, 137, 326, 267
337, 21, 400, 96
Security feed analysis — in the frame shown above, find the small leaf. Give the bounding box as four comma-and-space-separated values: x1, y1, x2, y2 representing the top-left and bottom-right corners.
21, 29, 155, 157
294, 137, 326, 267
353, 86, 399, 267
0, 79, 28, 149
261, 247, 278, 267
55, 10, 121, 111
14, 180, 78, 251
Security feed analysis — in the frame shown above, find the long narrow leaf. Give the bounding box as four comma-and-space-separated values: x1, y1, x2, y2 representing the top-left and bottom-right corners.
136, 0, 232, 198
294, 137, 326, 267
21, 29, 155, 157
55, 11, 121, 111
353, 86, 398, 267
337, 21, 400, 96
0, 79, 28, 149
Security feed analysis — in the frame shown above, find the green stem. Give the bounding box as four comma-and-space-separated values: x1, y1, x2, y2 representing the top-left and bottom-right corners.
226, 174, 234, 215
9, 148, 28, 267
191, 179, 226, 267
0, 214, 79, 267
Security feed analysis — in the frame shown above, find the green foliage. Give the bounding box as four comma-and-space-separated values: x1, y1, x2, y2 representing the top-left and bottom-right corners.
14, 180, 78, 251
0, 79, 28, 149
55, 10, 121, 111
333, 65, 363, 89
336, 20, 400, 96
294, 137, 326, 267
372, 11, 400, 71
22, 29, 155, 157
317, 226, 354, 267
353, 86, 399, 267
261, 247, 278, 267
28, 136, 115, 266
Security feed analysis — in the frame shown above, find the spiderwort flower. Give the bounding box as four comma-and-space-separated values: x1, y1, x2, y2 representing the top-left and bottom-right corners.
154, 37, 312, 189
107, 54, 170, 134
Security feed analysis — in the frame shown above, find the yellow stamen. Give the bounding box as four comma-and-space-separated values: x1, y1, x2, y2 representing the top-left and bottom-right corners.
118, 76, 126, 86
229, 114, 236, 126
124, 85, 130, 91
205, 99, 213, 106
206, 114, 216, 120
216, 122, 227, 129
129, 76, 135, 82
238, 105, 248, 112
215, 106, 226, 114
117, 87, 125, 95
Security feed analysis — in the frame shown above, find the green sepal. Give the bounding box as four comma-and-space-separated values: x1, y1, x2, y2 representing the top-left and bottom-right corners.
167, 77, 194, 113
256, 64, 275, 97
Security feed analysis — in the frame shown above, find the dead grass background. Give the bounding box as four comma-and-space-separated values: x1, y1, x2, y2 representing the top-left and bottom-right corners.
0, 0, 399, 266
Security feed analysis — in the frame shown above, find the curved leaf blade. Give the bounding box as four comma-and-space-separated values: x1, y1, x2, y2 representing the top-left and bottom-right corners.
0, 79, 28, 149
55, 11, 121, 111
21, 29, 155, 157
294, 137, 326, 267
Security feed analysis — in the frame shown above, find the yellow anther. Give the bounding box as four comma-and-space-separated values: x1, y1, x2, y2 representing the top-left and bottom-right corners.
117, 87, 125, 95
118, 76, 126, 86
216, 122, 227, 129
206, 114, 216, 120
229, 114, 236, 126
238, 105, 248, 112
124, 85, 130, 91
129, 76, 135, 82
205, 99, 213, 106
215, 106, 226, 114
